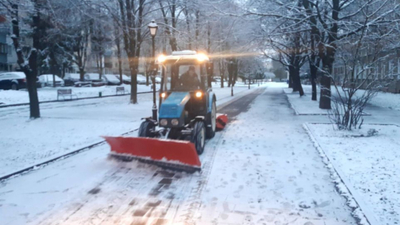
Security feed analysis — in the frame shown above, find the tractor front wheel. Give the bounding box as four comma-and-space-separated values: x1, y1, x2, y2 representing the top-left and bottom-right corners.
191, 121, 206, 155
206, 100, 216, 139
138, 121, 155, 137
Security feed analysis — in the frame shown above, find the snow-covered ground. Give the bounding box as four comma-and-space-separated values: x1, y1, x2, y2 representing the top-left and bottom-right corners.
284, 87, 329, 115
0, 81, 258, 106
0, 84, 261, 179
307, 124, 400, 225
285, 85, 400, 115
0, 84, 154, 105
0, 84, 357, 225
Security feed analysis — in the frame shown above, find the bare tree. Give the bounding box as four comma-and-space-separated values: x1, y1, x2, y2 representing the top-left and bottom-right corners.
115, 0, 148, 104
328, 1, 400, 130
5, 1, 41, 118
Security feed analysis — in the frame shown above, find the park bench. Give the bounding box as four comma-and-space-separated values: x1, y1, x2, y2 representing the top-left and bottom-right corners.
116, 86, 125, 95
57, 89, 77, 100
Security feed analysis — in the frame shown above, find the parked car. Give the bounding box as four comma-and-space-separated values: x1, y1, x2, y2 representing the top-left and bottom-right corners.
103, 74, 121, 85
84, 73, 107, 87
137, 74, 147, 84
64, 73, 93, 87
37, 74, 65, 87
213, 77, 221, 83
114, 74, 132, 84
0, 72, 27, 90
64, 73, 80, 86
150, 76, 161, 84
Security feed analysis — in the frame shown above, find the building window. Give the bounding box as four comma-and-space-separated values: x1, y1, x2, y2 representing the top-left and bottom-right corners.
0, 44, 8, 54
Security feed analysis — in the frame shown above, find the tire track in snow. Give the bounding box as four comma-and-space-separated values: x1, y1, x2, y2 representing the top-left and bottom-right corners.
172, 88, 266, 224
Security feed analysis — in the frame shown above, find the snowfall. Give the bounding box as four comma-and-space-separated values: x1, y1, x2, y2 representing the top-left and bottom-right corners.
0, 82, 399, 225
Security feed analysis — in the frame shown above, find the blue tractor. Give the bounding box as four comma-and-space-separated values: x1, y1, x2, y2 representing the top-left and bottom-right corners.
104, 51, 218, 172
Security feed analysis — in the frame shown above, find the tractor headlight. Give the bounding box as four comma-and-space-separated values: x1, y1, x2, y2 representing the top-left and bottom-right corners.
195, 91, 202, 98
196, 53, 208, 62
157, 54, 166, 63
171, 119, 179, 126
160, 119, 168, 126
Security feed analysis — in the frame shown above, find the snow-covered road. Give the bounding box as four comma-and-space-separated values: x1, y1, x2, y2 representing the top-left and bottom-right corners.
0, 84, 358, 225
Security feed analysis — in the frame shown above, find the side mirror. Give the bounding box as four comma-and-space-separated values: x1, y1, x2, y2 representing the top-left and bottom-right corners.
206, 62, 213, 88
206, 62, 214, 76
152, 63, 159, 74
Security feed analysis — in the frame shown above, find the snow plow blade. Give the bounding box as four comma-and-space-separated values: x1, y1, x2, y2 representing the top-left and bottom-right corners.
103, 136, 201, 173
216, 113, 228, 130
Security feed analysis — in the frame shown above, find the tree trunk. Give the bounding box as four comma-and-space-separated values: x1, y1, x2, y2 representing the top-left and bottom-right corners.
319, 72, 331, 109
233, 61, 238, 87
289, 66, 298, 91
129, 57, 139, 104
118, 56, 123, 85
96, 53, 104, 79
293, 69, 304, 96
309, 57, 319, 101
290, 65, 304, 96
227, 61, 233, 88
28, 3, 41, 118
79, 67, 85, 82
288, 71, 293, 88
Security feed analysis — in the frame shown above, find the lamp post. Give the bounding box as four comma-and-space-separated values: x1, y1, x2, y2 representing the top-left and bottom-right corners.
148, 20, 158, 121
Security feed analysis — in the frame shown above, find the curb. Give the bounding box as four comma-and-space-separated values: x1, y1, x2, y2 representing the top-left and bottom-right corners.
303, 123, 379, 225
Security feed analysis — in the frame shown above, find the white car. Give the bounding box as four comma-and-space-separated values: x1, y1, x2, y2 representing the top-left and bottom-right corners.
38, 74, 65, 87
137, 74, 147, 84
114, 74, 131, 84
150, 76, 161, 84
103, 74, 121, 85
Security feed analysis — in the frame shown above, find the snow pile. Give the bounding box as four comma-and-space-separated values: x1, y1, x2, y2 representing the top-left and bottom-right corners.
306, 123, 400, 225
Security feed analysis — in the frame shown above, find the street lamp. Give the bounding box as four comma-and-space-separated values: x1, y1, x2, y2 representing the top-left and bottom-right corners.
148, 20, 158, 121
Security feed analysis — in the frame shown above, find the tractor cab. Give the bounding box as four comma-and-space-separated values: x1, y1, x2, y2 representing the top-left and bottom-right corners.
159, 51, 211, 92
158, 51, 214, 130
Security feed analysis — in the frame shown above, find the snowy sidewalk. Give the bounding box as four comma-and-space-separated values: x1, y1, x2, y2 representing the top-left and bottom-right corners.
193, 87, 356, 224
0, 84, 261, 178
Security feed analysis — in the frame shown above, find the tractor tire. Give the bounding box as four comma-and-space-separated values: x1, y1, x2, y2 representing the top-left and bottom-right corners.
206, 100, 216, 139
191, 121, 206, 155
138, 121, 155, 137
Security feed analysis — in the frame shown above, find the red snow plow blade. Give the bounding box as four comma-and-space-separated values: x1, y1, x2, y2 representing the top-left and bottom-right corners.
216, 113, 228, 130
103, 136, 201, 172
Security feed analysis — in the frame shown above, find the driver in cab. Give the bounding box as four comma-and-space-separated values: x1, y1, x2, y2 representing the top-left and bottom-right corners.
179, 66, 202, 90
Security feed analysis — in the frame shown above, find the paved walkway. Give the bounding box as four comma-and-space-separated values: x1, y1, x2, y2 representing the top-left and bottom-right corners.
193, 87, 356, 225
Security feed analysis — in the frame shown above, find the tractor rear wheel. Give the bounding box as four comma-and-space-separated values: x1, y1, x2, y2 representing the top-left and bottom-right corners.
138, 121, 155, 137
206, 100, 216, 139
191, 121, 206, 155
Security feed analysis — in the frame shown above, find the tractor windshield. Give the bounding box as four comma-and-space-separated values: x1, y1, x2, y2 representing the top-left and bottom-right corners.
162, 63, 208, 92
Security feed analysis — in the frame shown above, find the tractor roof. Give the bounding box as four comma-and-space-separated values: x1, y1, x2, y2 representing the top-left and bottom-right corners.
158, 51, 209, 63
